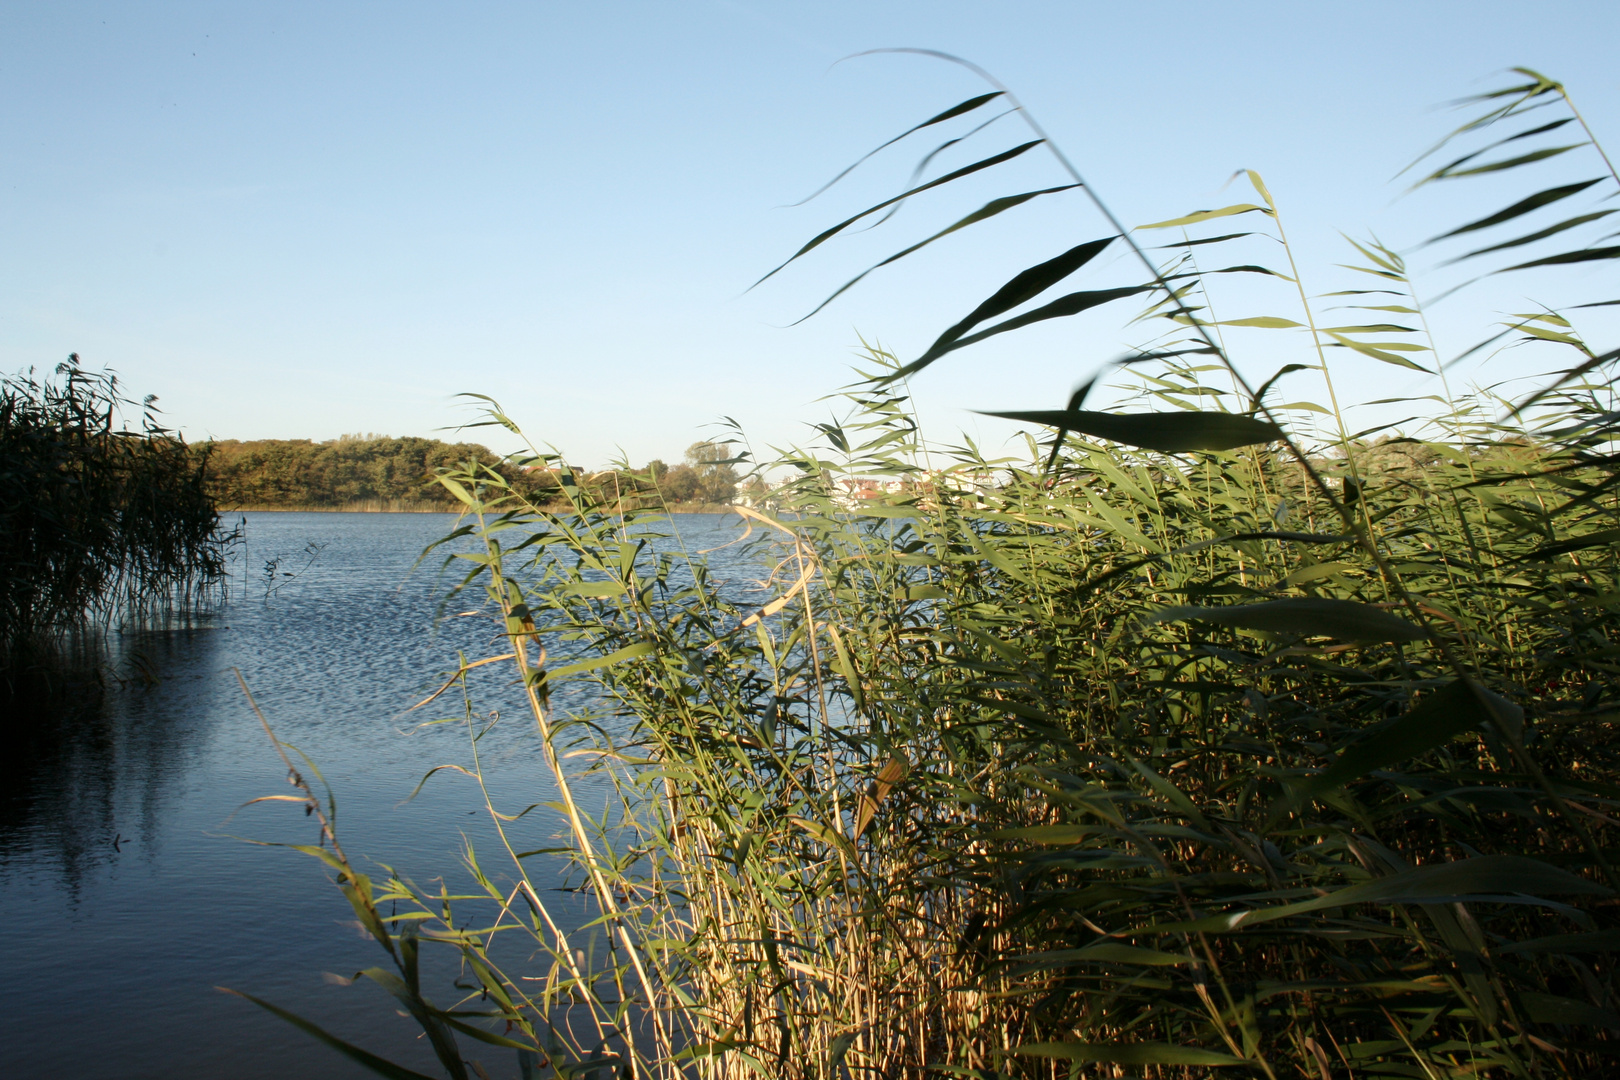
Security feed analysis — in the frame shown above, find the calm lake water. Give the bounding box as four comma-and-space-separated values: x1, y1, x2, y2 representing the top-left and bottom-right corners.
0, 511, 750, 1080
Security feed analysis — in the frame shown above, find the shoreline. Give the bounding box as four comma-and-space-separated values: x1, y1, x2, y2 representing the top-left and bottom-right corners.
222, 502, 741, 515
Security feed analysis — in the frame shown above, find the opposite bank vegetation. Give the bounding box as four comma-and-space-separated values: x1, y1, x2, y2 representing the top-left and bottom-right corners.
217, 65, 1620, 1079
201, 435, 749, 513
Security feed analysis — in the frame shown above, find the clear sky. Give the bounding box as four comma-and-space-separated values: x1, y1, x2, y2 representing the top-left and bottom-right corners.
2, 1, 1616, 467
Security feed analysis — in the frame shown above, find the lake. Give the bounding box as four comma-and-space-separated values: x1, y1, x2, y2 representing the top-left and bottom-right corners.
0, 511, 750, 1080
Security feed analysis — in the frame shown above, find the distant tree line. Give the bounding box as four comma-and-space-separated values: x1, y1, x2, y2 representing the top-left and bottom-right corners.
644, 441, 745, 506
202, 435, 741, 509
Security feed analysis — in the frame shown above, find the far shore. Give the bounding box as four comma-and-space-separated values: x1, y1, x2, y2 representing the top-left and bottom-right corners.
222, 501, 741, 515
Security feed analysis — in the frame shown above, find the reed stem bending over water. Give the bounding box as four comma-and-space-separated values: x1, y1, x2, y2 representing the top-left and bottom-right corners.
243, 66, 1619, 1078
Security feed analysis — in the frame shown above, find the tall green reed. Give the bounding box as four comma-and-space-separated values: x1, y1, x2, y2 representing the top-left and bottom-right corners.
0, 357, 232, 679
243, 65, 1618, 1078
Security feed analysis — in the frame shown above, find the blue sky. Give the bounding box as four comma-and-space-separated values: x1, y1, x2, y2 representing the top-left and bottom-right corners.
2, 1, 1616, 467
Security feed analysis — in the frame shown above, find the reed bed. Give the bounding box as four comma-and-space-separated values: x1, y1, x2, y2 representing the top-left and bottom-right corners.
243, 66, 1619, 1078
0, 358, 231, 679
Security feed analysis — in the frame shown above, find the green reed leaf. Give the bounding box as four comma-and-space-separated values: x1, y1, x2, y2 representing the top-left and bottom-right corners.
1520, 993, 1620, 1027
1204, 316, 1302, 329
1249, 363, 1311, 410
1006, 944, 1191, 978
1512, 344, 1620, 413
828, 1032, 856, 1071
1417, 118, 1576, 178
1013, 1042, 1245, 1066
993, 824, 1095, 843
435, 1015, 538, 1051
853, 502, 925, 518
1444, 210, 1617, 263
1523, 526, 1620, 560
1153, 231, 1254, 248
1310, 679, 1495, 793
1400, 72, 1564, 180
898, 285, 1153, 378
1215, 855, 1611, 931
1130, 756, 1212, 831
1500, 244, 1620, 273
1167, 263, 1289, 280
436, 475, 476, 506
543, 641, 657, 682
1415, 143, 1587, 187
1172, 531, 1352, 553
1428, 178, 1608, 243
1281, 561, 1357, 585
753, 139, 1044, 288
1158, 598, 1426, 641
1342, 235, 1402, 273
793, 184, 1080, 323
1462, 68, 1563, 106
1516, 323, 1586, 346
670, 1039, 739, 1064
979, 408, 1282, 454
898, 237, 1120, 374
1438, 142, 1587, 180
564, 579, 627, 598
1326, 333, 1434, 372
1137, 203, 1273, 230
1499, 929, 1620, 955
1205, 263, 1290, 278
786, 91, 1005, 207
218, 988, 442, 1080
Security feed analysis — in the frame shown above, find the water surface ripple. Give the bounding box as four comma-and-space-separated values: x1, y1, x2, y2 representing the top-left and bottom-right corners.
0, 511, 749, 1080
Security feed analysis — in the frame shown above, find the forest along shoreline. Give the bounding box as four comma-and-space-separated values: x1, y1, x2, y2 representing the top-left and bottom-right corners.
202, 433, 753, 513
222, 501, 741, 513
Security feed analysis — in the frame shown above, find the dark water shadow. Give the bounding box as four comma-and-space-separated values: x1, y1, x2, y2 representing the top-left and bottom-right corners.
0, 624, 223, 900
